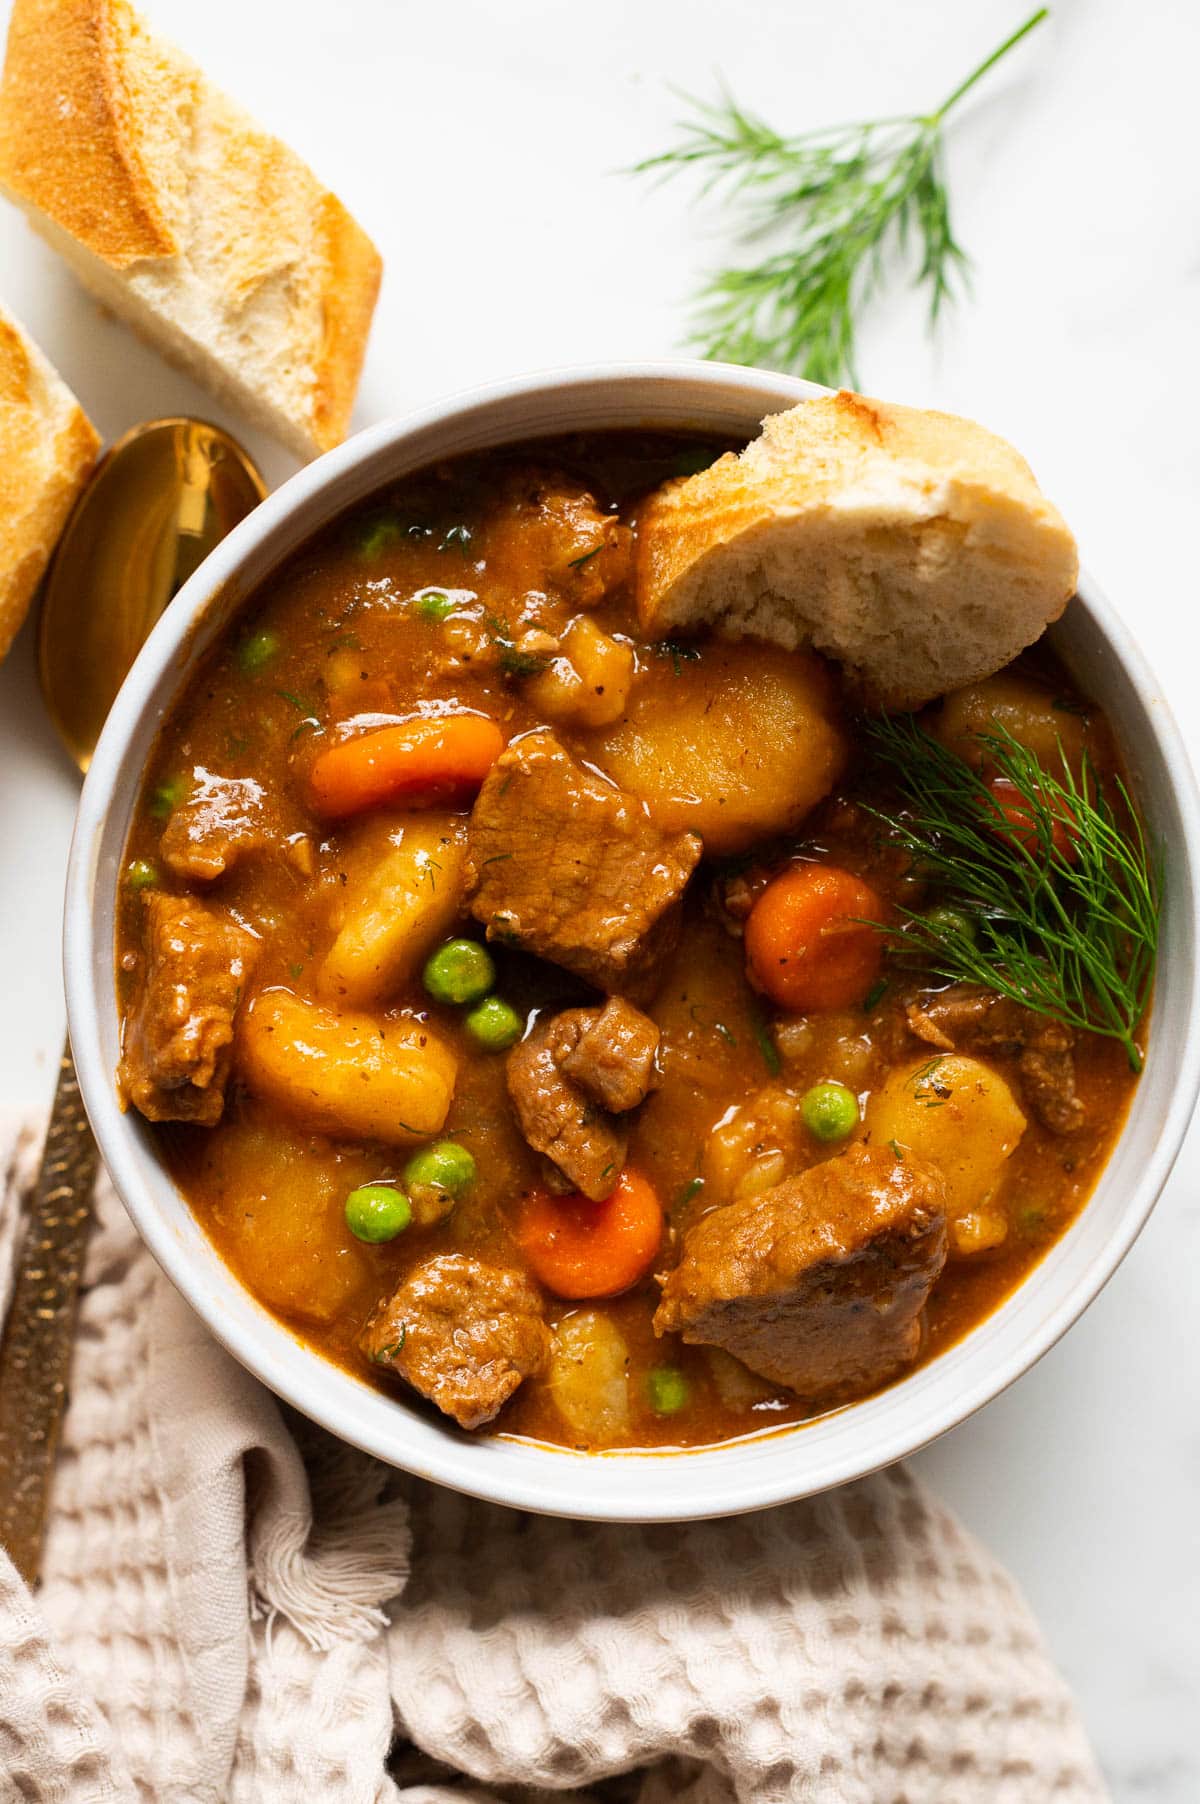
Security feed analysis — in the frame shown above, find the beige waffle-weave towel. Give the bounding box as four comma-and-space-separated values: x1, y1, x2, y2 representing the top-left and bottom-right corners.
0, 1109, 1108, 1803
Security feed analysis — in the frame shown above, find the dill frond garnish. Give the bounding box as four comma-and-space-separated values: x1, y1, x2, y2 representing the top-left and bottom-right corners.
859, 713, 1161, 1073
633, 9, 1048, 384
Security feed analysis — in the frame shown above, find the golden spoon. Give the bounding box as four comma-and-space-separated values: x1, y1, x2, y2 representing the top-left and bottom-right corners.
0, 419, 265, 1585
38, 417, 267, 772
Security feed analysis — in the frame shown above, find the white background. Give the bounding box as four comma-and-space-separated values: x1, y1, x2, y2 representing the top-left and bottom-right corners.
1, 0, 1197, 1791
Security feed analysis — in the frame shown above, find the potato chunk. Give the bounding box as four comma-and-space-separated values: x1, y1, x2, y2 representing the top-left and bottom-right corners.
524, 616, 635, 728
319, 813, 467, 1005
201, 1118, 373, 1324
238, 989, 456, 1144
592, 642, 847, 854
932, 672, 1101, 777
706, 1347, 772, 1411
703, 1082, 802, 1205
547, 1309, 631, 1446
865, 1053, 1026, 1234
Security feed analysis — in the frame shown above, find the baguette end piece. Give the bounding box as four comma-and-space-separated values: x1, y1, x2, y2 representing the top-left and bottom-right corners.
0, 0, 382, 461
635, 391, 1080, 713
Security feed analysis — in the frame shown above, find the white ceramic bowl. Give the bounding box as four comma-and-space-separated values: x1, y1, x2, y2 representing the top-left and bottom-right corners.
65, 363, 1200, 1521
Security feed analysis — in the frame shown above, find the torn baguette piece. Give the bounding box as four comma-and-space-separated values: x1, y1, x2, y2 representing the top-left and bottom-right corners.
0, 302, 99, 662
0, 0, 382, 462
634, 391, 1079, 712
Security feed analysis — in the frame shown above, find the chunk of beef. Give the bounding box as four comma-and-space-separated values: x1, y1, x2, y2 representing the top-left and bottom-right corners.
506, 999, 660, 1199
501, 468, 633, 604
557, 996, 661, 1112
119, 892, 259, 1125
160, 769, 276, 882
654, 1143, 948, 1403
466, 733, 701, 999
906, 984, 1084, 1134
360, 1254, 549, 1430
508, 1022, 627, 1199
1016, 1044, 1085, 1137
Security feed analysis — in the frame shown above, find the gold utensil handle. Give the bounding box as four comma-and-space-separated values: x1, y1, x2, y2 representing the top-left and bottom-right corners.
0, 1042, 98, 1586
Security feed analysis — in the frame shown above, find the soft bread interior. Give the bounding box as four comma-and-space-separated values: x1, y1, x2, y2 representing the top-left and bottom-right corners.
17, 202, 333, 464
635, 392, 1079, 712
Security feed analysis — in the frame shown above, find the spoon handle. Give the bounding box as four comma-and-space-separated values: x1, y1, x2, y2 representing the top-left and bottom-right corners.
0, 1040, 98, 1586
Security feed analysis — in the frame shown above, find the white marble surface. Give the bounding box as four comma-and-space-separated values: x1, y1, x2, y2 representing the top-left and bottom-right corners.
1, 0, 1197, 1790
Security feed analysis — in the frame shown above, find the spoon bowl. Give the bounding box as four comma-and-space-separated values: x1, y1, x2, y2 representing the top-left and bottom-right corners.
38, 417, 265, 772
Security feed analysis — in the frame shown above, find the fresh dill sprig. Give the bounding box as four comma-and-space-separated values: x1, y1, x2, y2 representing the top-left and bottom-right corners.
858, 714, 1161, 1073
633, 8, 1048, 384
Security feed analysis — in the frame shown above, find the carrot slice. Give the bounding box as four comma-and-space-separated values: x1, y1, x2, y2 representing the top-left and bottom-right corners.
308, 714, 504, 819
986, 777, 1078, 863
744, 863, 884, 1012
515, 1168, 664, 1300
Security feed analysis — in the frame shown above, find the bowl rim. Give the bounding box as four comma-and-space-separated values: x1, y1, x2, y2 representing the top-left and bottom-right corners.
64, 359, 1200, 1520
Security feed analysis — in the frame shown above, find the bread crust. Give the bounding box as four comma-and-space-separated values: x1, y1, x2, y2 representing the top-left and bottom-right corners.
635, 391, 1080, 712
0, 0, 382, 458
0, 0, 179, 267
0, 304, 100, 661
311, 193, 385, 457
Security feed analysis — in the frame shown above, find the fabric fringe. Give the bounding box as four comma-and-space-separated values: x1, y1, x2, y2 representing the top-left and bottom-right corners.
250, 1420, 411, 1651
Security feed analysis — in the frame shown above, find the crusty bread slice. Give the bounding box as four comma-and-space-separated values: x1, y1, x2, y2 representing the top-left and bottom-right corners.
0, 0, 382, 462
0, 302, 99, 661
635, 391, 1079, 712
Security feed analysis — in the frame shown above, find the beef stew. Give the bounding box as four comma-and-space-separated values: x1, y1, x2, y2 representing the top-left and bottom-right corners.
114, 432, 1150, 1451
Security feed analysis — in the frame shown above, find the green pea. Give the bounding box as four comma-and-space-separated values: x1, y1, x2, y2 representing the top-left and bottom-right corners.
412, 587, 456, 622
237, 628, 280, 675
923, 904, 978, 943
646, 1366, 690, 1416
344, 1184, 411, 1244
125, 858, 158, 890
149, 774, 189, 819
423, 938, 495, 1006
801, 1081, 860, 1143
404, 1140, 476, 1198
667, 444, 720, 479
464, 995, 523, 1052
358, 517, 402, 561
